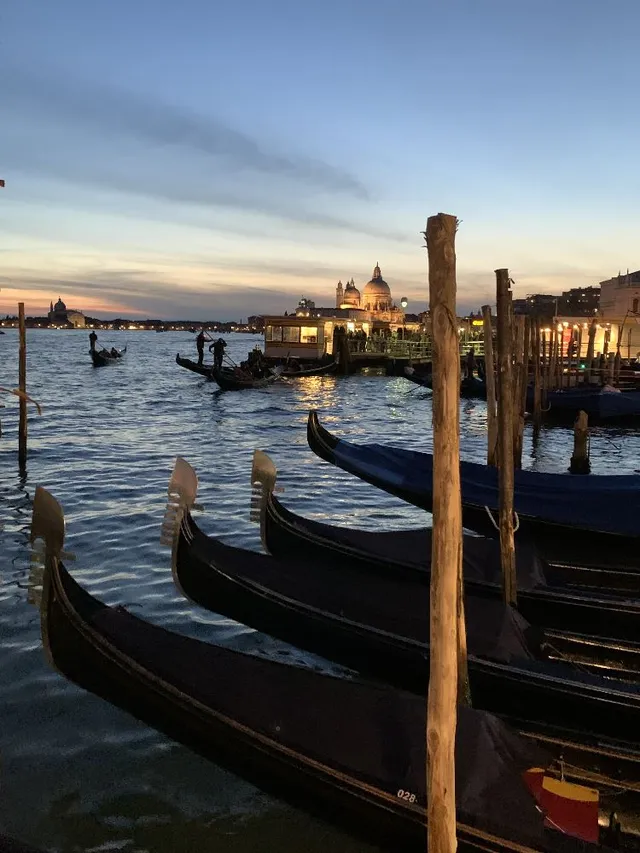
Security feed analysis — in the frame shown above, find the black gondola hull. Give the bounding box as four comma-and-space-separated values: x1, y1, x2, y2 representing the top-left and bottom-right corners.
41, 557, 579, 853
261, 493, 640, 643
174, 516, 640, 751
306, 412, 640, 569
175, 353, 213, 378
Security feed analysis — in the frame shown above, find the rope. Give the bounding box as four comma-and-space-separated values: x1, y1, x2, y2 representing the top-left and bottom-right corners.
483, 505, 520, 532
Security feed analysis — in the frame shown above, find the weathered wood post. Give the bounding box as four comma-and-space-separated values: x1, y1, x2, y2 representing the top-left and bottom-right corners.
495, 270, 517, 607
548, 327, 558, 392
584, 319, 597, 384
577, 325, 584, 384
482, 305, 498, 466
532, 318, 542, 428
569, 410, 590, 475
426, 212, 465, 853
18, 303, 27, 469
520, 316, 531, 432
512, 314, 526, 469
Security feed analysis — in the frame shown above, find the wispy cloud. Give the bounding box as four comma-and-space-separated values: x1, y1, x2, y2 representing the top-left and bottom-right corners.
5, 65, 369, 200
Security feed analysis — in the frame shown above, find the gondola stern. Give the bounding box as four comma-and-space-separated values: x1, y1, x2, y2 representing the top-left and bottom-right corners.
306, 410, 339, 463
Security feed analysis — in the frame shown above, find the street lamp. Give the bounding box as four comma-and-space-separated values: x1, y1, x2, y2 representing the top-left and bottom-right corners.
400, 297, 408, 341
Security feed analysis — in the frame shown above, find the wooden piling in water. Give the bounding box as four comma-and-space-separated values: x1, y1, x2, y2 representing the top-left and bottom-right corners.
520, 316, 531, 431
495, 269, 517, 607
548, 326, 558, 392
482, 305, 498, 466
584, 319, 597, 384
18, 303, 27, 469
512, 314, 526, 469
532, 318, 542, 428
570, 410, 590, 475
425, 212, 465, 853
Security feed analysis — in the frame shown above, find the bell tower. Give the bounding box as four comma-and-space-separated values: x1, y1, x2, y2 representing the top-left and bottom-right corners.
336, 279, 344, 308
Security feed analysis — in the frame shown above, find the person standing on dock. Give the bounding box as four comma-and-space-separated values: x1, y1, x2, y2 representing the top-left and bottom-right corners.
196, 330, 206, 365
465, 346, 477, 378
89, 330, 98, 352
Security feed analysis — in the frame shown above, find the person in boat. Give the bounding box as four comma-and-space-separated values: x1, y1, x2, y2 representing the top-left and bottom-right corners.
89, 330, 98, 352
110, 347, 119, 358
210, 338, 227, 371
196, 330, 206, 366
247, 347, 267, 378
465, 346, 477, 378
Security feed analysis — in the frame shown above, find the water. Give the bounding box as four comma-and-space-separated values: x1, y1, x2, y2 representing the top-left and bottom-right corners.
1, 329, 639, 852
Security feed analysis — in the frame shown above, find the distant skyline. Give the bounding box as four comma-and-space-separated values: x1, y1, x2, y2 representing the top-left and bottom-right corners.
3, 0, 640, 319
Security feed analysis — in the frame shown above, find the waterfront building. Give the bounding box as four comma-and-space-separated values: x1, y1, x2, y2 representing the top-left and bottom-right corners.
48, 297, 86, 328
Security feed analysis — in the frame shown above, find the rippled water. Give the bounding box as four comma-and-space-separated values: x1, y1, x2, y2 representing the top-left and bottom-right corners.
1, 329, 639, 852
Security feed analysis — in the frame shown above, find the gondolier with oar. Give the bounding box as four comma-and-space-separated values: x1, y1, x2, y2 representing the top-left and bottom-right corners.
196, 330, 206, 365
210, 338, 227, 371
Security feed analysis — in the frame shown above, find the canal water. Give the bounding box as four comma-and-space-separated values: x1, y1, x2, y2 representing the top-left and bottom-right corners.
1, 329, 639, 853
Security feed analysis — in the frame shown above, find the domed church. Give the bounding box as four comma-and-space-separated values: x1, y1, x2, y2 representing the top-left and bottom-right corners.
335, 263, 402, 322
48, 297, 86, 328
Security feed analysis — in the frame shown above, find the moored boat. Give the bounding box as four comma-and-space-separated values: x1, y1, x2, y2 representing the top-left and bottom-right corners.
527, 386, 640, 423
278, 360, 337, 378
166, 458, 640, 752
251, 450, 640, 634
32, 486, 612, 853
307, 411, 640, 569
404, 368, 487, 399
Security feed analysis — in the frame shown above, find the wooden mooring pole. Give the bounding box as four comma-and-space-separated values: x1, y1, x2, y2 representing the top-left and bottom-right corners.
482, 305, 497, 466
570, 410, 590, 475
532, 319, 542, 429
495, 270, 517, 607
18, 303, 27, 469
512, 314, 526, 469
426, 213, 465, 853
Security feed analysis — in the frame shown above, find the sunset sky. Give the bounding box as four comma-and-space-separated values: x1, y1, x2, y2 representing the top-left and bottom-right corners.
2, 0, 640, 319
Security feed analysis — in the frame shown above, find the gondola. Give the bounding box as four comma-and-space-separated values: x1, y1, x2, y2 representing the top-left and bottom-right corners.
279, 360, 337, 378
526, 386, 640, 423
211, 365, 278, 391
404, 369, 487, 399
90, 345, 127, 367
0, 835, 46, 853
32, 487, 612, 853
175, 352, 213, 378
307, 411, 640, 569
165, 465, 640, 812
252, 451, 640, 636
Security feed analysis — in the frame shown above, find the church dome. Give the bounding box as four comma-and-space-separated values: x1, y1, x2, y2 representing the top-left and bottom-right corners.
54, 297, 67, 311
363, 263, 391, 298
344, 280, 360, 299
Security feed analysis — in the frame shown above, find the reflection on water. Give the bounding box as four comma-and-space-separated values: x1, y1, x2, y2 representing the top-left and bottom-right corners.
1, 330, 639, 851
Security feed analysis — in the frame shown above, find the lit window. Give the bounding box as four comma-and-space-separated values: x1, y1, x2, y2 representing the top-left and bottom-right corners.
300, 326, 318, 344
283, 326, 300, 342
266, 325, 283, 342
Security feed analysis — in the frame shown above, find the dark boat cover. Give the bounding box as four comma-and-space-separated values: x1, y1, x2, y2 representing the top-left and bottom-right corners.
270, 497, 548, 590
186, 523, 539, 665
311, 416, 640, 538
55, 564, 552, 848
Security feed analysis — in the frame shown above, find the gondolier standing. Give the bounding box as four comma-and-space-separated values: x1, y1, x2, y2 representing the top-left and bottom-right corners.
196, 330, 206, 365
89, 330, 98, 352
211, 338, 227, 370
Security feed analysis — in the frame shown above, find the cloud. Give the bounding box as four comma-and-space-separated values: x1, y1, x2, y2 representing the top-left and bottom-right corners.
4, 65, 368, 199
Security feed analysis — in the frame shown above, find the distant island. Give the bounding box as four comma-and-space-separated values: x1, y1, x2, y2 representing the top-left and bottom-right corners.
0, 313, 266, 333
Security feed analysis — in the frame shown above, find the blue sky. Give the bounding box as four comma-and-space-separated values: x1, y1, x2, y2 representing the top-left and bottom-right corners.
2, 0, 640, 319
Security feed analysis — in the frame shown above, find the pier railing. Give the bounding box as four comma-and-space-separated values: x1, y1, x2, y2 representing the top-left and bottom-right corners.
347, 338, 485, 359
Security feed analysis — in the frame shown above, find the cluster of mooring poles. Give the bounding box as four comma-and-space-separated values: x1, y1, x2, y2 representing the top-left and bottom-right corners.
425, 214, 593, 853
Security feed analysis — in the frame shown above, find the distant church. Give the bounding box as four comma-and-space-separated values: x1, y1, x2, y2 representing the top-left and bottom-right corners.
48, 297, 86, 328
334, 263, 404, 322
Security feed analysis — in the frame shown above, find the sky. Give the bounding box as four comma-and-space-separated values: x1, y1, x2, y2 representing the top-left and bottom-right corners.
2, 0, 640, 320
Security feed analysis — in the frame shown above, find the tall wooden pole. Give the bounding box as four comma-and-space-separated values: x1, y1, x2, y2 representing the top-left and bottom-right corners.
426, 213, 463, 853
482, 305, 497, 466
512, 314, 526, 469
532, 319, 542, 428
18, 303, 27, 470
495, 270, 517, 607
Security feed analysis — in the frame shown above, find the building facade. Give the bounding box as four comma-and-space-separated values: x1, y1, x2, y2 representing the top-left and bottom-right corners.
48, 297, 86, 328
